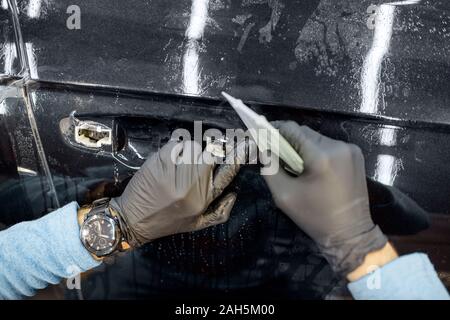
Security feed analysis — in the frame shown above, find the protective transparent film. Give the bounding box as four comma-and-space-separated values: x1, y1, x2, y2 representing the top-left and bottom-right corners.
0, 2, 21, 78
0, 84, 58, 227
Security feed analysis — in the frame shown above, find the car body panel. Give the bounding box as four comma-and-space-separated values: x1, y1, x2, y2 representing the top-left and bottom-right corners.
1, 0, 449, 123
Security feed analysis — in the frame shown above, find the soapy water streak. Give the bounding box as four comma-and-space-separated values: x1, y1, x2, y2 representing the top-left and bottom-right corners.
361, 0, 422, 114
183, 0, 209, 95
361, 0, 420, 185
360, 4, 395, 114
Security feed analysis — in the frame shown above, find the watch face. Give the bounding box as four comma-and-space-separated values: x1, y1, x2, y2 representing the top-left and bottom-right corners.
80, 215, 118, 256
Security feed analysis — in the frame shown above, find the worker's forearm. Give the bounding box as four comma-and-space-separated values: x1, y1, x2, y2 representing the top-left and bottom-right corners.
0, 202, 101, 299
346, 244, 449, 300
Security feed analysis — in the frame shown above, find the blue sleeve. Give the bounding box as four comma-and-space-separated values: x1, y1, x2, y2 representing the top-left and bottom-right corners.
348, 253, 449, 300
0, 202, 102, 299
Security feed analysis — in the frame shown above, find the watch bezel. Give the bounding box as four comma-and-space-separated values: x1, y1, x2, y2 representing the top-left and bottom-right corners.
80, 213, 120, 257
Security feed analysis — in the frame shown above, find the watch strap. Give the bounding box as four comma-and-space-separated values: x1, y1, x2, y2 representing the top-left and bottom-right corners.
109, 198, 141, 248
108, 206, 131, 252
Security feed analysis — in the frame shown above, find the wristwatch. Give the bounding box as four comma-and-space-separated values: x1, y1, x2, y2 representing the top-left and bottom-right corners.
79, 198, 130, 259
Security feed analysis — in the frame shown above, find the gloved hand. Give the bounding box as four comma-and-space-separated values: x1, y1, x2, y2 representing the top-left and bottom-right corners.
110, 139, 246, 247
263, 121, 387, 276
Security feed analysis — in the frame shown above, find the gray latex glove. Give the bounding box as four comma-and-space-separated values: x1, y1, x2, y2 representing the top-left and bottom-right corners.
263, 121, 387, 276
110, 139, 246, 247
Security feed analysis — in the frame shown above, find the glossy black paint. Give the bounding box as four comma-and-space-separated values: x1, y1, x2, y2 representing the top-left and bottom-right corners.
2, 0, 448, 123
21, 84, 450, 216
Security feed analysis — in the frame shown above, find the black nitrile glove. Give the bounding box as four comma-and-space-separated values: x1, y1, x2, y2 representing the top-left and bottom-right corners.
263, 121, 388, 276
110, 139, 247, 247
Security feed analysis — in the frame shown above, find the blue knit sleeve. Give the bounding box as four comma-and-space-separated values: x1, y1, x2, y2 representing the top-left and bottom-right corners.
0, 202, 101, 299
348, 253, 449, 300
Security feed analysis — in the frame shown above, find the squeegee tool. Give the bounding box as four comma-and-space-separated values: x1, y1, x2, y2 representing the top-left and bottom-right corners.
221, 91, 304, 175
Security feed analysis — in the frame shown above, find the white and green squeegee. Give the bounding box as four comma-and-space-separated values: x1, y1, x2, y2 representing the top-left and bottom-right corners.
221, 92, 304, 175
